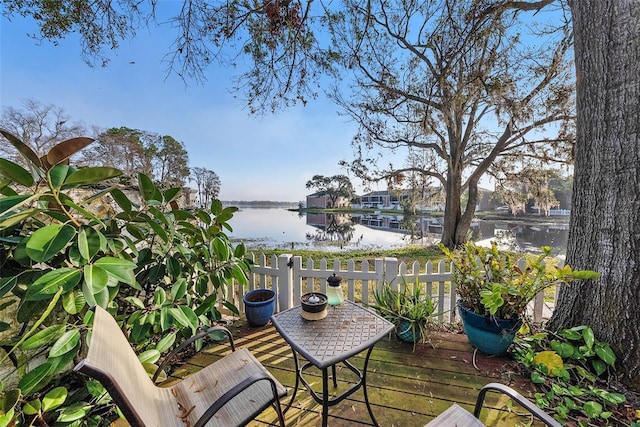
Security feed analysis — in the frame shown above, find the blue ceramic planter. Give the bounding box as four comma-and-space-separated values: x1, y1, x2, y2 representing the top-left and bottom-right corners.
243, 289, 276, 327
457, 303, 521, 355
396, 320, 419, 343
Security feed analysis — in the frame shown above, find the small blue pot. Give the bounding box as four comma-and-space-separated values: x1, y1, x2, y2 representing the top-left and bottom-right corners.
243, 289, 276, 327
396, 320, 421, 343
458, 303, 521, 355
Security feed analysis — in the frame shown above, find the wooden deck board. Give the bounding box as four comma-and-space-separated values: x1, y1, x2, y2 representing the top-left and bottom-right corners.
163, 320, 546, 427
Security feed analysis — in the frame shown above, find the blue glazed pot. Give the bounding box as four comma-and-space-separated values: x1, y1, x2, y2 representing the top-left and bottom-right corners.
243, 289, 276, 327
457, 303, 521, 355
396, 320, 420, 343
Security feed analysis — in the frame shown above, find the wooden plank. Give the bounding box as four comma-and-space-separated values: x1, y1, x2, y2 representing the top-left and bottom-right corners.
162, 321, 546, 426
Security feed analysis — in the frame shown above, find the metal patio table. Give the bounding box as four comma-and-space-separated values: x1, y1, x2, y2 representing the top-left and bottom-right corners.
271, 300, 395, 427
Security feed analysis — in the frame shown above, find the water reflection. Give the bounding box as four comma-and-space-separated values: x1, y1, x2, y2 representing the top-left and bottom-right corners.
228, 208, 568, 254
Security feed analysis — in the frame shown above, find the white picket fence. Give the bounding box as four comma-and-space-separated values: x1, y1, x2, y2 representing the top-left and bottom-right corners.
229, 253, 551, 324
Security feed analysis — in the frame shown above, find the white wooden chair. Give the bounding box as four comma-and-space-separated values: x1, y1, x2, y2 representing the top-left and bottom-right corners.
74, 305, 286, 427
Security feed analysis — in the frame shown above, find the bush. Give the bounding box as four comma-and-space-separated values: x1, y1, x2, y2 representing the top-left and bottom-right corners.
0, 131, 250, 425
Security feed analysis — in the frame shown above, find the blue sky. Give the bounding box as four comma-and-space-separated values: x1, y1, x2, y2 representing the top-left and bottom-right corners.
0, 9, 382, 202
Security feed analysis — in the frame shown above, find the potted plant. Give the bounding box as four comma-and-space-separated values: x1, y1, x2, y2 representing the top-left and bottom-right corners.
370, 280, 438, 349
438, 241, 600, 355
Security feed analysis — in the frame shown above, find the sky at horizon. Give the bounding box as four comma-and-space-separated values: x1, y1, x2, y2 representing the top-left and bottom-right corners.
0, 8, 396, 202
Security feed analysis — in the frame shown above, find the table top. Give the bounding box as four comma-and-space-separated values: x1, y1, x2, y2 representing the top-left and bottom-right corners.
423, 403, 485, 427
271, 300, 395, 369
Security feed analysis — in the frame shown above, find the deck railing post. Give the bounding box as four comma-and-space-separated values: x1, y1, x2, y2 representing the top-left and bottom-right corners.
277, 254, 293, 311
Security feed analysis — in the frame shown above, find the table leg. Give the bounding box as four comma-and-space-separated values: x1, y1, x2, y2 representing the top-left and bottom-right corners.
362, 346, 379, 426
283, 346, 300, 414
331, 364, 338, 388
322, 367, 329, 427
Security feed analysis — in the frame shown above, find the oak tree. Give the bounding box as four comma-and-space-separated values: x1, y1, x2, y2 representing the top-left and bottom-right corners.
330, 0, 574, 247
548, 0, 640, 391
306, 174, 355, 208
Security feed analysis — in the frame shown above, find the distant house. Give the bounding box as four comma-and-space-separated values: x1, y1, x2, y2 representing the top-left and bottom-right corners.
355, 190, 407, 209
306, 192, 350, 208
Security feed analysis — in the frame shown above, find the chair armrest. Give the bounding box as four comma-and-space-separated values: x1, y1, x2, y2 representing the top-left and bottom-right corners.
474, 383, 562, 427
193, 372, 283, 427
152, 325, 235, 382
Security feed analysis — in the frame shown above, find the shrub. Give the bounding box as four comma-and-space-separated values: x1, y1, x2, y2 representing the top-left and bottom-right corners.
0, 131, 250, 425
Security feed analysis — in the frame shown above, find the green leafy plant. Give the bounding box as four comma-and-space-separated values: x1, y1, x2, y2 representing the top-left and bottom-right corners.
370, 279, 439, 349
0, 130, 251, 425
438, 241, 600, 320
514, 326, 630, 426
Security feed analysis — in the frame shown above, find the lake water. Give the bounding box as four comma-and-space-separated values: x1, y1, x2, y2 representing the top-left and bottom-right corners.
227, 207, 569, 255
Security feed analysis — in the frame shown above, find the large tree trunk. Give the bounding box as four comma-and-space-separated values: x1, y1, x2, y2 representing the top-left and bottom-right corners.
548, 0, 640, 391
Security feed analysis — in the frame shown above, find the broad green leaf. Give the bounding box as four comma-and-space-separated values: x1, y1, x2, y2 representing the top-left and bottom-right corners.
163, 187, 181, 202
582, 327, 595, 349
138, 349, 160, 365
0, 407, 15, 425
167, 256, 181, 278
47, 137, 94, 166
23, 399, 41, 415
94, 257, 136, 284
558, 328, 582, 340
0, 158, 34, 186
531, 371, 545, 384
169, 306, 198, 331
56, 402, 91, 422
110, 188, 133, 213
195, 293, 219, 316
592, 359, 606, 376
575, 365, 596, 382
20, 325, 65, 350
550, 340, 575, 358
0, 208, 41, 230
125, 296, 146, 310
19, 362, 53, 395
0, 388, 20, 412
222, 301, 239, 316
146, 219, 168, 242
62, 198, 105, 226
62, 290, 86, 314
81, 281, 97, 307
93, 285, 111, 308
0, 194, 32, 215
583, 401, 602, 419
0, 276, 17, 299
83, 264, 109, 294
49, 329, 80, 358
230, 264, 248, 285
211, 237, 230, 260
25, 269, 82, 301
49, 164, 70, 189
138, 173, 162, 202
64, 167, 122, 186
78, 227, 103, 260
153, 287, 166, 306
25, 224, 76, 262
155, 332, 176, 353
595, 342, 616, 366
42, 386, 68, 411
171, 278, 187, 301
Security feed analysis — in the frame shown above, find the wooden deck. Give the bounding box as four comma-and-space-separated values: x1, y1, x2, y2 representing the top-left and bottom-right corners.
171, 319, 547, 427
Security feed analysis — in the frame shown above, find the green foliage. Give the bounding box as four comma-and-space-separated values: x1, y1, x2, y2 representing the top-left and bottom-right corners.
439, 241, 600, 319
514, 326, 628, 425
369, 279, 439, 349
0, 130, 250, 425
